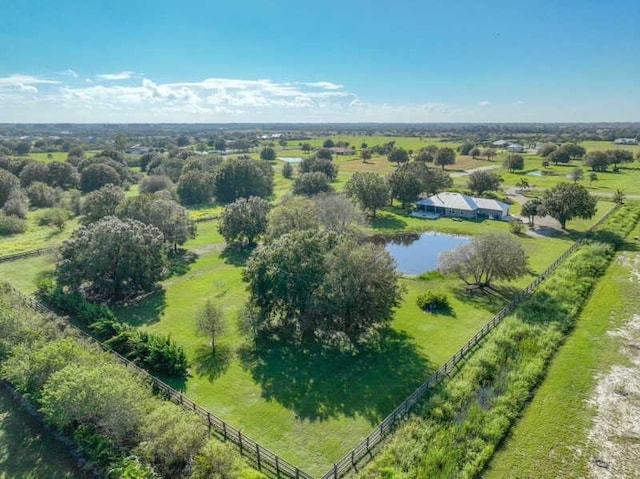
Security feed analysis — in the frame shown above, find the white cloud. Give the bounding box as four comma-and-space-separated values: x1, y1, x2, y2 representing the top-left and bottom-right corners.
478, 100, 491, 107
57, 69, 79, 78
0, 71, 467, 122
0, 74, 59, 88
95, 71, 138, 81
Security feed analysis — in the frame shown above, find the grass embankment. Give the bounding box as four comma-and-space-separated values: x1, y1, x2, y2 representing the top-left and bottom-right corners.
484, 216, 640, 478
0, 385, 86, 478
357, 205, 639, 479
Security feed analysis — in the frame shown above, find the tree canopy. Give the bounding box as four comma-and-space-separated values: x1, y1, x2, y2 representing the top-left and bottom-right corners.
467, 170, 502, 196
218, 196, 270, 247
56, 216, 167, 303
243, 232, 403, 346
435, 147, 456, 169
387, 147, 410, 165
344, 172, 389, 218
540, 182, 597, 229
503, 154, 524, 172
214, 157, 273, 203
439, 233, 527, 288
292, 172, 332, 196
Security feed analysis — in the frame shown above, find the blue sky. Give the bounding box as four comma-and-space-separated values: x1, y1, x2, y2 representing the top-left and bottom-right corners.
1, 0, 639, 122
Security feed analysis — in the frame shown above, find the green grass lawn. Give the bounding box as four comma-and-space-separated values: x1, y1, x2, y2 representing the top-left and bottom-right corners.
484, 227, 640, 479
0, 209, 79, 256
106, 212, 589, 475
0, 386, 86, 478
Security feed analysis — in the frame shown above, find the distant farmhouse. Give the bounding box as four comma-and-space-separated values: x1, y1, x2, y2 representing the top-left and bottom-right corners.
492, 139, 526, 152
126, 144, 150, 155
613, 138, 638, 145
414, 192, 511, 220
328, 146, 356, 155
506, 143, 524, 153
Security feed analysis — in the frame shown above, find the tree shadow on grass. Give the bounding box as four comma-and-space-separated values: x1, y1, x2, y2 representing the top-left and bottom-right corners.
220, 245, 253, 267
112, 289, 167, 327
166, 249, 198, 278
370, 213, 408, 231
453, 284, 521, 314
237, 329, 433, 423
192, 344, 233, 381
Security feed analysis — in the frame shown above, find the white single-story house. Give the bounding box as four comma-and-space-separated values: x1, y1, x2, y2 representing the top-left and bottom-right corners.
492, 139, 509, 147
415, 192, 510, 220
507, 143, 524, 153
126, 144, 150, 155
613, 138, 638, 145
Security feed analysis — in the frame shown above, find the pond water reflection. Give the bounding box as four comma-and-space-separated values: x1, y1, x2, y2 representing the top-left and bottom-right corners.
373, 232, 471, 275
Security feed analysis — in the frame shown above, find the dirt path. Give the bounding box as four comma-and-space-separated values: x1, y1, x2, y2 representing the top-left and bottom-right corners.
587, 253, 640, 478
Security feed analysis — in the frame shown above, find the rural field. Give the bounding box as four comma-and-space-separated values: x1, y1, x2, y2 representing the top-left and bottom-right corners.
0, 131, 638, 476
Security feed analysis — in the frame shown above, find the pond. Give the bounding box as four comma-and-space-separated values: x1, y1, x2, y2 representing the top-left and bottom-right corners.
278, 157, 303, 163
373, 232, 471, 275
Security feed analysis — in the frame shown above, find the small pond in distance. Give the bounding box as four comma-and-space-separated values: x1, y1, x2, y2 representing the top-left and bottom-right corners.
374, 232, 471, 275
278, 157, 303, 163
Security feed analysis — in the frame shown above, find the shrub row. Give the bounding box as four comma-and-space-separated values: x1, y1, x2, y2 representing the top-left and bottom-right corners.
359, 205, 640, 479
0, 283, 263, 479
36, 280, 187, 378
92, 320, 188, 377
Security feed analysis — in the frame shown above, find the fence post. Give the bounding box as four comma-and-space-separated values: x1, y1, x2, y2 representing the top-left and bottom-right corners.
276, 456, 280, 477
334, 463, 338, 478
207, 412, 211, 432
238, 430, 243, 454
351, 449, 355, 466
223, 422, 227, 440
256, 443, 261, 469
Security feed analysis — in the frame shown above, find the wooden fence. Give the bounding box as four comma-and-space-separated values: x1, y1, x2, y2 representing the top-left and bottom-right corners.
0, 247, 50, 263
317, 203, 621, 479
5, 286, 314, 479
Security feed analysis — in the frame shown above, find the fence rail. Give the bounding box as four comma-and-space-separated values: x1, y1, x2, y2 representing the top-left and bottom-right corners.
0, 247, 52, 264
4, 285, 313, 479
318, 203, 621, 479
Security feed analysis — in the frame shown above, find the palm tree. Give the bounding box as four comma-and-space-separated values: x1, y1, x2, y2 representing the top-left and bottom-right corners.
517, 178, 529, 191
613, 189, 625, 205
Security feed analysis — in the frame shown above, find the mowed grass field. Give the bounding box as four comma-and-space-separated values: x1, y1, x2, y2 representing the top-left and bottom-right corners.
0, 386, 86, 478
484, 221, 640, 478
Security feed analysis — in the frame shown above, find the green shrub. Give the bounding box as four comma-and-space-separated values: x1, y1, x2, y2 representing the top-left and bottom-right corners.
36, 282, 116, 325
416, 292, 450, 312
509, 220, 524, 235
0, 213, 27, 235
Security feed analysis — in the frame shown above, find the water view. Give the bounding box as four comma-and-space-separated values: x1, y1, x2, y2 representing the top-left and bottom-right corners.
377, 232, 471, 275
278, 157, 303, 163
